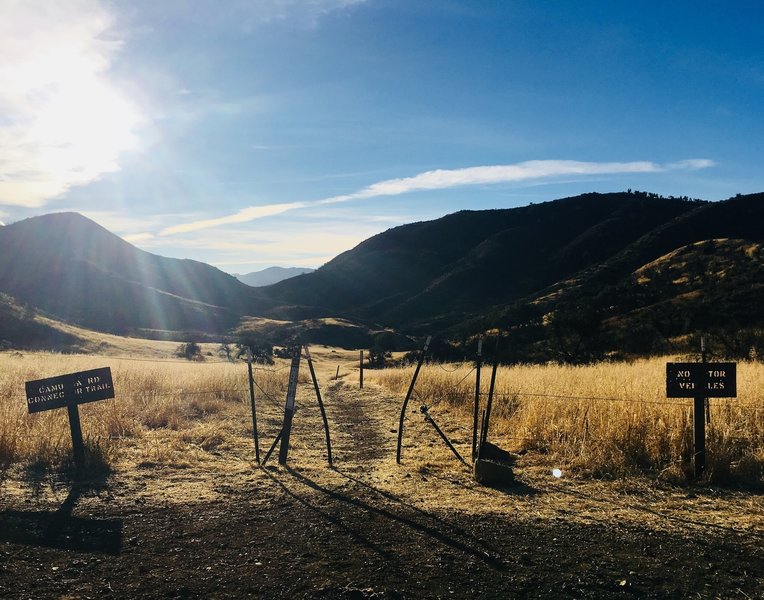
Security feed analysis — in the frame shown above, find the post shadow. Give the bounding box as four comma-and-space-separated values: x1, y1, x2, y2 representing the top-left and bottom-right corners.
0, 471, 122, 555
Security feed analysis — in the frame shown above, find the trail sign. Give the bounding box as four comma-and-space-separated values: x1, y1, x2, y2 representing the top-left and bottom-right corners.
666, 362, 736, 398
26, 367, 115, 413
25, 367, 115, 466
666, 356, 737, 479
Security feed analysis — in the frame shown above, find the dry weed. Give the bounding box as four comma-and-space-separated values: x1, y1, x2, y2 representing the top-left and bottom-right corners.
371, 358, 764, 486
0, 352, 289, 472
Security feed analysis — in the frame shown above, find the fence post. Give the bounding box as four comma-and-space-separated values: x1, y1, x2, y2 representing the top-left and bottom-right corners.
304, 346, 333, 466
471, 337, 482, 461
481, 336, 501, 449
278, 345, 302, 466
360, 350, 364, 389
396, 336, 432, 464
246, 347, 261, 465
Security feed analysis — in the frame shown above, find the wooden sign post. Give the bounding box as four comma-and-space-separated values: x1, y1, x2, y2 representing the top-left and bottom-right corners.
278, 346, 302, 465
25, 367, 115, 467
666, 356, 736, 478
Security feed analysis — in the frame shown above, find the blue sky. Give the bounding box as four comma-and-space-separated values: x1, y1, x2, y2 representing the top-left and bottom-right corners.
1, 1, 762, 271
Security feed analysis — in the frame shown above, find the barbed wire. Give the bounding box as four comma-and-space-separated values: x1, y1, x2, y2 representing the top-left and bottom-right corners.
420, 367, 477, 409
476, 390, 764, 411
435, 362, 472, 373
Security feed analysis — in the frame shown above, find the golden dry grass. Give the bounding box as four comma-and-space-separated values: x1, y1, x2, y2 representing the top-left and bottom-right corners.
0, 352, 288, 472
370, 358, 764, 486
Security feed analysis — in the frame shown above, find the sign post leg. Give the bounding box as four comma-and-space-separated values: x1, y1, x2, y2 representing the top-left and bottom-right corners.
695, 336, 707, 478
67, 404, 85, 468
693, 395, 706, 477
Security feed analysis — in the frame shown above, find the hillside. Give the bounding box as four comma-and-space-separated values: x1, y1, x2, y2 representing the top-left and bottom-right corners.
0, 293, 82, 350
3, 193, 764, 358
261, 192, 704, 328
0, 213, 269, 335
256, 191, 764, 358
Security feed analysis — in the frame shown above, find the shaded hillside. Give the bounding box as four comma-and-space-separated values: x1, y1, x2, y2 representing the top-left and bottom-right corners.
0, 293, 81, 350
543, 238, 764, 360
262, 192, 703, 330
0, 213, 268, 335
482, 194, 764, 361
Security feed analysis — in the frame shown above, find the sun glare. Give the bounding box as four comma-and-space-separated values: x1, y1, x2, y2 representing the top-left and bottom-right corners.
0, 2, 143, 206
31, 74, 141, 183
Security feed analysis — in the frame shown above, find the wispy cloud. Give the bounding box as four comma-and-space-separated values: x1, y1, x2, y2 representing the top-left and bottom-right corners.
123, 232, 155, 244
159, 202, 306, 236
157, 159, 714, 236
134, 0, 368, 31
0, 0, 142, 208
317, 159, 715, 204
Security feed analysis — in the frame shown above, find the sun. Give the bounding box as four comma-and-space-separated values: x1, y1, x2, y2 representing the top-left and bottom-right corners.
0, 2, 144, 206
30, 70, 142, 186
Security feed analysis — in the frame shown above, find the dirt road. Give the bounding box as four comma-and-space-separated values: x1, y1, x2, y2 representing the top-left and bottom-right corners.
1, 353, 762, 598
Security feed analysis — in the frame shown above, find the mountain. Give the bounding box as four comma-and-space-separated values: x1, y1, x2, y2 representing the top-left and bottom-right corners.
260, 192, 704, 328
236, 266, 314, 287
4, 192, 764, 360
255, 191, 764, 358
0, 213, 269, 335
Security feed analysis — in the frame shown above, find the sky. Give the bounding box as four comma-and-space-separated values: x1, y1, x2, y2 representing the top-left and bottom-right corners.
1, 1, 763, 272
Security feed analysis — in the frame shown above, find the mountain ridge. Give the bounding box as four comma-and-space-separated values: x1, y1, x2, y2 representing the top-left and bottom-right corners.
2, 192, 763, 360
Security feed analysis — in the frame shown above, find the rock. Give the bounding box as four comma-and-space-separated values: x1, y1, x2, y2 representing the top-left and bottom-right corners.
473, 459, 515, 486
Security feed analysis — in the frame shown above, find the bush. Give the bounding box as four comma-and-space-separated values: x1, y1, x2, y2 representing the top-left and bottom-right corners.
176, 342, 203, 361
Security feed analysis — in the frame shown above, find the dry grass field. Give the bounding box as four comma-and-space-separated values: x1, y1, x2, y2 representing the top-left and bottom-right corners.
371, 358, 764, 486
1, 346, 762, 598
0, 351, 288, 473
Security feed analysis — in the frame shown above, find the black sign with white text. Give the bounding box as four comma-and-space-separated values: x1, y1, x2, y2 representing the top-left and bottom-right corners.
666, 362, 736, 398
25, 367, 115, 414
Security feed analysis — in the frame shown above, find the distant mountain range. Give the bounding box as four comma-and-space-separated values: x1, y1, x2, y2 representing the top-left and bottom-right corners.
2, 191, 763, 359
235, 266, 314, 287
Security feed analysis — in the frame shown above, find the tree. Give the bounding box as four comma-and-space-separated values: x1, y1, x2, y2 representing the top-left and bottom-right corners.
368, 331, 397, 368
176, 341, 203, 361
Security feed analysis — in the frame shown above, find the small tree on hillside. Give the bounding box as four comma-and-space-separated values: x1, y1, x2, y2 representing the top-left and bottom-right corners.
176, 341, 203, 361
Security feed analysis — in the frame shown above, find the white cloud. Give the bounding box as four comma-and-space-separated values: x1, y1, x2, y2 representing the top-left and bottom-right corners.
318, 159, 715, 204
159, 202, 306, 236
0, 0, 142, 207
156, 158, 715, 237
143, 0, 368, 30
123, 232, 155, 244
665, 159, 715, 170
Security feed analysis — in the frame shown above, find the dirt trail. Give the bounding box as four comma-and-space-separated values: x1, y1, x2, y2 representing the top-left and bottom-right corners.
1, 353, 763, 599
